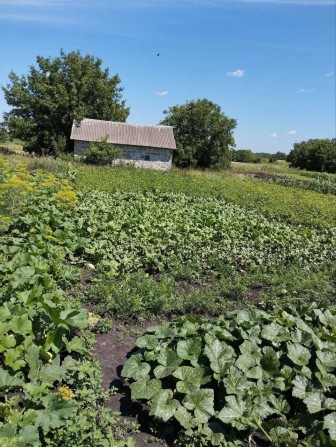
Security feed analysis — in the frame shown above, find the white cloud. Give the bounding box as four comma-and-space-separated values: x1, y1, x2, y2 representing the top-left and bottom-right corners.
155, 91, 168, 96
286, 129, 297, 135
299, 88, 315, 92
270, 132, 278, 138
325, 72, 334, 77
226, 69, 245, 78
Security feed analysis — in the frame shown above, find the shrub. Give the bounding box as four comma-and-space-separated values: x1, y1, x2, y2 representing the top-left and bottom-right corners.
122, 304, 336, 446
231, 149, 261, 163
83, 137, 121, 166
288, 139, 336, 173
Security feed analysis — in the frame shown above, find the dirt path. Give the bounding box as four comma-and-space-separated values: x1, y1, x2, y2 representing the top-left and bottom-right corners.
94, 320, 172, 447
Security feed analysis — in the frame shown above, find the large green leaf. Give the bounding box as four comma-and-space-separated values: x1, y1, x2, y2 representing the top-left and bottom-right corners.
0, 369, 23, 390
287, 343, 311, 366
224, 367, 249, 395
218, 395, 247, 428
316, 350, 336, 372
303, 392, 323, 414
154, 350, 182, 378
149, 389, 179, 422
292, 375, 309, 400
131, 377, 161, 400
324, 412, 336, 440
183, 389, 215, 424
176, 338, 202, 362
173, 366, 208, 393
121, 353, 151, 381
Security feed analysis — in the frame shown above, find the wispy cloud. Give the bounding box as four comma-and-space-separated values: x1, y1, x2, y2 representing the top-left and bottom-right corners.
0, 12, 71, 22
237, 0, 335, 4
226, 69, 245, 78
0, 0, 78, 5
286, 130, 297, 135
325, 72, 334, 77
270, 132, 278, 138
299, 88, 315, 93
155, 91, 168, 96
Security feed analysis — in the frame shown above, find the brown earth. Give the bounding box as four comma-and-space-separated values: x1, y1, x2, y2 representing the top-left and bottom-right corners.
93, 320, 173, 447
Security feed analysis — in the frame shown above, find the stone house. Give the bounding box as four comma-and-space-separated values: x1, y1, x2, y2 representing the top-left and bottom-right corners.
70, 118, 176, 171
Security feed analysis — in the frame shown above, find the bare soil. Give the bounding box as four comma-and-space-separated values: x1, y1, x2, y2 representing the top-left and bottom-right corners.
94, 320, 173, 447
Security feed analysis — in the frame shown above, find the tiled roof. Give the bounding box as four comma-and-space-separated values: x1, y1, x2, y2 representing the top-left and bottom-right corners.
70, 118, 176, 150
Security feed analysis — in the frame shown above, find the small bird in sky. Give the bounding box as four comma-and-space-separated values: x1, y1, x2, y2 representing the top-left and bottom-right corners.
157, 53, 160, 56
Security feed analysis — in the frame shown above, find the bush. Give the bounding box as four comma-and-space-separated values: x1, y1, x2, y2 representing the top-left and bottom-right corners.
288, 139, 336, 173
122, 304, 336, 446
83, 138, 121, 165
231, 149, 261, 163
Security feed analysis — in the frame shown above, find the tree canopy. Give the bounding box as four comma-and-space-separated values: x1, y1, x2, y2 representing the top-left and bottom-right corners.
160, 99, 236, 169
2, 50, 129, 155
287, 139, 336, 173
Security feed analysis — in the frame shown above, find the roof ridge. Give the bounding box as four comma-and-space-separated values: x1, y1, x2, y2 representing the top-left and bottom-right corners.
82, 118, 173, 129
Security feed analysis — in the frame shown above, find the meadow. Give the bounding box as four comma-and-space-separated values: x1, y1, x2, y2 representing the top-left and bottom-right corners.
0, 153, 335, 447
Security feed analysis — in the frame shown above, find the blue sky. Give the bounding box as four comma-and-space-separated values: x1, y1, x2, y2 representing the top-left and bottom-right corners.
0, 0, 335, 153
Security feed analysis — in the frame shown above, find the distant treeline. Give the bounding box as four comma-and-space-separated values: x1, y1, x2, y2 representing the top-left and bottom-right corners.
231, 149, 287, 164
232, 139, 336, 174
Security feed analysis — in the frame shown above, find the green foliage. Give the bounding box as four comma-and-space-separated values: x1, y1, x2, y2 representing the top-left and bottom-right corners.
2, 50, 129, 155
0, 127, 9, 144
0, 162, 134, 446
78, 190, 335, 276
122, 304, 336, 446
231, 149, 261, 163
75, 164, 336, 229
261, 173, 336, 195
288, 139, 336, 173
268, 152, 287, 163
81, 263, 336, 320
83, 137, 121, 165
160, 99, 236, 169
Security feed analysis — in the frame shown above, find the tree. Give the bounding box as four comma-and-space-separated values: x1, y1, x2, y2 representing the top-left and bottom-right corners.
231, 149, 261, 163
0, 126, 9, 144
268, 151, 287, 163
160, 99, 237, 169
287, 139, 336, 173
2, 50, 129, 155
82, 137, 121, 166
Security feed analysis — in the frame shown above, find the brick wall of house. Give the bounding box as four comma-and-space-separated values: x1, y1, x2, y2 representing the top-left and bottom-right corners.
73, 140, 173, 171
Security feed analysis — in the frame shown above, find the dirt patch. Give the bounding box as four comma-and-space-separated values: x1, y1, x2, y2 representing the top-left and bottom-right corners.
94, 320, 173, 447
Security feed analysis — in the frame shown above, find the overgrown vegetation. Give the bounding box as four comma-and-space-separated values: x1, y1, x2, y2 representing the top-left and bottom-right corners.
83, 137, 122, 165
0, 158, 134, 446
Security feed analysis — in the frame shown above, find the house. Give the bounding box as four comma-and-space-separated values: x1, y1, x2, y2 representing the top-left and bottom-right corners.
70, 118, 176, 171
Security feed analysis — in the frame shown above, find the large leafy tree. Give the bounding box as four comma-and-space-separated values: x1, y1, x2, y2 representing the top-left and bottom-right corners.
2, 50, 129, 155
160, 99, 237, 169
287, 139, 336, 173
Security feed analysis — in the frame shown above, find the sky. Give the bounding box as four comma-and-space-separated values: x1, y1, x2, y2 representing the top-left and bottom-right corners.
0, 0, 335, 153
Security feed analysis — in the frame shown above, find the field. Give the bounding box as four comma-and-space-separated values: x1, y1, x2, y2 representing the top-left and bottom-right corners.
0, 154, 335, 447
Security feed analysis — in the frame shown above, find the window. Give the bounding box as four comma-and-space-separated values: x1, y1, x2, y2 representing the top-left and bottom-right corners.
144, 155, 150, 161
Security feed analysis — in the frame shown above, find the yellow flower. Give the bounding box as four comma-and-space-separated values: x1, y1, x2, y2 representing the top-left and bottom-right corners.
58, 386, 74, 401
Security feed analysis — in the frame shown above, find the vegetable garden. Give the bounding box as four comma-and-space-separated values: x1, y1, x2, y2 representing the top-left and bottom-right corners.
0, 155, 335, 446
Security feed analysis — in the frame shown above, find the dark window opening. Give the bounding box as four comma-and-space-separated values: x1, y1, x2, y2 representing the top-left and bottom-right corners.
144, 155, 150, 161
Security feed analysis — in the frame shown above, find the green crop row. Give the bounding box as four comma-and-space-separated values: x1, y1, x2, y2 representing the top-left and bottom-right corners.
77, 190, 335, 278
75, 165, 336, 229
